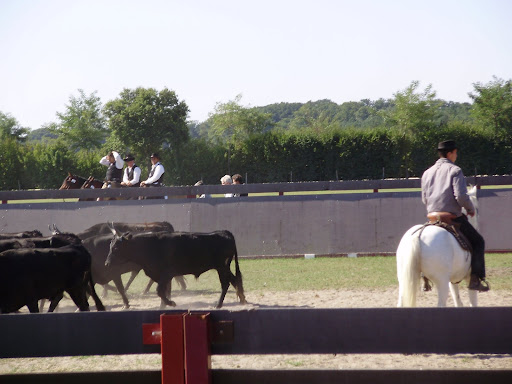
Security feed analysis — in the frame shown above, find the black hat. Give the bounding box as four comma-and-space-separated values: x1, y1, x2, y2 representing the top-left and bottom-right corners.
437, 140, 457, 151
150, 152, 160, 159
123, 154, 135, 162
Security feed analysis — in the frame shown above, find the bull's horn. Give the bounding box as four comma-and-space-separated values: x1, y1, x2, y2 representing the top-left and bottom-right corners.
107, 221, 117, 235
50, 224, 62, 234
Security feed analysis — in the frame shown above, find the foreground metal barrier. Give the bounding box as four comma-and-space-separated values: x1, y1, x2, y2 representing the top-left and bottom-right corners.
1, 307, 511, 383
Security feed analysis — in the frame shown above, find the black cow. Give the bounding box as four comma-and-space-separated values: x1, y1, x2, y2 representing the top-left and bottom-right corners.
106, 230, 247, 309
83, 234, 143, 309
0, 233, 82, 253
0, 233, 83, 312
0, 244, 105, 314
77, 221, 174, 240
52, 221, 179, 295
0, 230, 43, 240
82, 232, 187, 309
53, 221, 178, 292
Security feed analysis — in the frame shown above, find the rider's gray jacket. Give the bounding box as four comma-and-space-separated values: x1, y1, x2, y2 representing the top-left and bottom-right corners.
421, 158, 475, 217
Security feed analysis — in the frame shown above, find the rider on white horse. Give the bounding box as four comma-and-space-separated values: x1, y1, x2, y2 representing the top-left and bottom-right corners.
421, 140, 490, 292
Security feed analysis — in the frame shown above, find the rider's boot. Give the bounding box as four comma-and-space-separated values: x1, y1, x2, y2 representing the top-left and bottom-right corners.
468, 274, 490, 292
422, 276, 432, 292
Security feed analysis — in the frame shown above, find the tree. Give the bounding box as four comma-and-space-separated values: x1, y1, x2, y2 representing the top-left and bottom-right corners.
378, 81, 443, 177
381, 81, 441, 135
208, 95, 273, 145
51, 90, 108, 151
469, 76, 512, 137
0, 111, 29, 142
104, 87, 189, 169
287, 100, 340, 133
0, 136, 26, 190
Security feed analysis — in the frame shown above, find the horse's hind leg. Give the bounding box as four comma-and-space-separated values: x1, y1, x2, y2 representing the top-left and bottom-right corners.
397, 290, 403, 307
449, 282, 463, 307
436, 282, 450, 307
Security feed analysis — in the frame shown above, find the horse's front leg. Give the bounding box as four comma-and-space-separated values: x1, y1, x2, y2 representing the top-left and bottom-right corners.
466, 276, 478, 307
449, 282, 463, 307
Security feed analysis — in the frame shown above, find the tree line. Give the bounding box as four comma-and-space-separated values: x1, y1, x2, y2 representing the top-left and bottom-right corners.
1, 77, 511, 190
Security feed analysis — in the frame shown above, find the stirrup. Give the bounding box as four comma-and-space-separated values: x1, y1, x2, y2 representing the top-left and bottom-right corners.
480, 279, 491, 292
469, 278, 490, 292
422, 276, 432, 292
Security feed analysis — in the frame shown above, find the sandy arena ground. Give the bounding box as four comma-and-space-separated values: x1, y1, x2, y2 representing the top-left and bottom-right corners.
1, 286, 511, 373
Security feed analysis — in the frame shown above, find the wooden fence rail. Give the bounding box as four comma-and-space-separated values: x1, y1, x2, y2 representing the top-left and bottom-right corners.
1, 308, 511, 383
1, 175, 512, 201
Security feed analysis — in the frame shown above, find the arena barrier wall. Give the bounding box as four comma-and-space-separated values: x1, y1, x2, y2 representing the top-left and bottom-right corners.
1, 178, 511, 255
1, 308, 511, 383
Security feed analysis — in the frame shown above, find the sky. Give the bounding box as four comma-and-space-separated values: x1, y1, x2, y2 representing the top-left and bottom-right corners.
1, 0, 511, 130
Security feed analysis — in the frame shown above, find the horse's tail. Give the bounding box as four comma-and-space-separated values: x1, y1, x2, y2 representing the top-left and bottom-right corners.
399, 229, 422, 307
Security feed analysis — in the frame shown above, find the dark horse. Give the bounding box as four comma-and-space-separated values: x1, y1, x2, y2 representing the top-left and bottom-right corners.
81, 176, 104, 190
59, 173, 103, 201
59, 173, 89, 190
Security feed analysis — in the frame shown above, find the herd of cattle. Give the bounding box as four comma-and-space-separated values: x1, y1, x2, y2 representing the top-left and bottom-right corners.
0, 222, 247, 314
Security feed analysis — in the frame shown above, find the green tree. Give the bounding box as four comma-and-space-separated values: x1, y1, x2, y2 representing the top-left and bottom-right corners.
208, 95, 273, 145
288, 100, 340, 133
104, 87, 189, 170
29, 140, 75, 189
0, 111, 29, 142
380, 81, 442, 177
51, 89, 108, 151
469, 76, 512, 137
381, 81, 441, 135
0, 136, 26, 190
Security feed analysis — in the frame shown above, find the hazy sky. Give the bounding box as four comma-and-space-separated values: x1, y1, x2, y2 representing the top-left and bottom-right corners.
1, 0, 511, 130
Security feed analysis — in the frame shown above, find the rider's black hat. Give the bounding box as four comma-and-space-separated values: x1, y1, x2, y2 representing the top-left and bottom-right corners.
437, 140, 457, 151
123, 154, 135, 162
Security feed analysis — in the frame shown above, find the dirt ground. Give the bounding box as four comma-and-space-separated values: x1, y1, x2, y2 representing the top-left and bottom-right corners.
1, 286, 511, 373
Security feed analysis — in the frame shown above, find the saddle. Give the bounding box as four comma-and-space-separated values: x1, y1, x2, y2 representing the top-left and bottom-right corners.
423, 212, 473, 253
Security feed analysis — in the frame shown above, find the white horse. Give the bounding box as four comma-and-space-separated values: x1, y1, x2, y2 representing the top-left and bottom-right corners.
396, 185, 479, 307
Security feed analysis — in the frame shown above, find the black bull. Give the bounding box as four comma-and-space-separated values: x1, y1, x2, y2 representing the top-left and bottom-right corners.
0, 244, 105, 313
106, 230, 247, 309
77, 221, 174, 240
0, 230, 42, 240
0, 234, 82, 253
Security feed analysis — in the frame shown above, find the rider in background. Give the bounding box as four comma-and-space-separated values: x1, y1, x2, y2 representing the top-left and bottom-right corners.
99, 151, 124, 189
421, 140, 489, 292
121, 154, 141, 188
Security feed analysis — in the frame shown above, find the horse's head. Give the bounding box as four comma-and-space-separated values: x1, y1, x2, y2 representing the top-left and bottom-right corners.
466, 185, 479, 230
81, 176, 103, 190
59, 173, 86, 190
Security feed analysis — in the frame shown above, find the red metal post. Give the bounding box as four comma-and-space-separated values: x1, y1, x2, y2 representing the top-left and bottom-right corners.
161, 314, 186, 384
143, 313, 212, 384
184, 313, 211, 384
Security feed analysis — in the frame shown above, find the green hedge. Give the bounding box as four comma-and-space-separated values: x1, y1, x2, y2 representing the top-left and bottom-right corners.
1, 126, 511, 190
